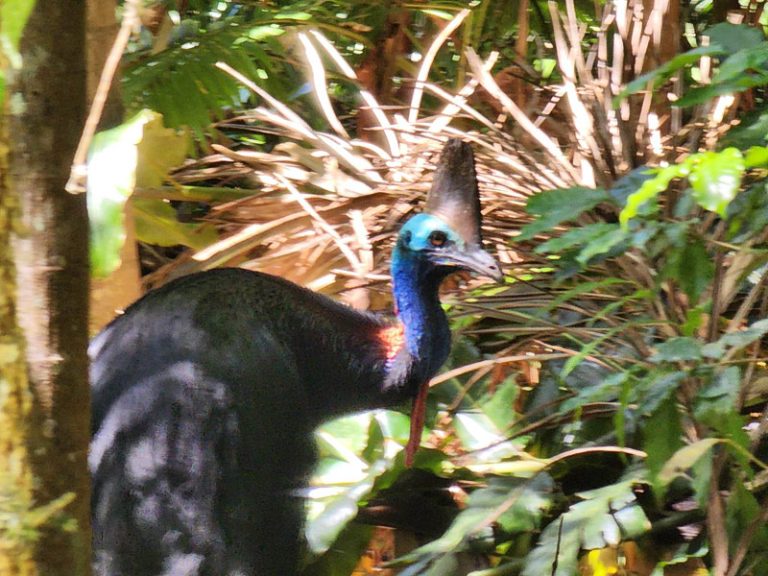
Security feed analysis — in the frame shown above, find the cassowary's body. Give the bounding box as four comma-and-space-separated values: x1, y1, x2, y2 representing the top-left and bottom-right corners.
90, 140, 500, 576
90, 268, 451, 576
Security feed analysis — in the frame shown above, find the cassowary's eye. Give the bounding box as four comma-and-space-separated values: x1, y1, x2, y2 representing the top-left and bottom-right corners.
429, 230, 448, 247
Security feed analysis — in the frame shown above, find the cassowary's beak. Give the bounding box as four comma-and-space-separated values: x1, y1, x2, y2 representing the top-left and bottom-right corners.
438, 245, 504, 283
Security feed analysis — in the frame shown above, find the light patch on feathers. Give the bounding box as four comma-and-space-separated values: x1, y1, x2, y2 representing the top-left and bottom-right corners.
378, 323, 405, 360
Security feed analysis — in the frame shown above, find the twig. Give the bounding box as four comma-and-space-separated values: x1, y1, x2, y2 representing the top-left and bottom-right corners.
297, 32, 349, 139
309, 29, 398, 158
408, 9, 471, 125
276, 174, 362, 272
465, 48, 581, 183
66, 0, 140, 193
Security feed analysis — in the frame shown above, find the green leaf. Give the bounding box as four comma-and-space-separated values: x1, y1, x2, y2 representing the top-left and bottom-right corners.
88, 110, 190, 277
662, 236, 714, 302
453, 411, 521, 463
722, 109, 768, 148
0, 0, 36, 102
576, 226, 628, 265
407, 475, 554, 558
517, 187, 612, 241
0, 0, 36, 63
650, 337, 702, 363
705, 22, 766, 53
636, 371, 685, 415
308, 410, 407, 554
702, 318, 768, 358
658, 438, 721, 487
617, 45, 725, 101
726, 483, 768, 555
301, 523, 372, 576
644, 398, 683, 497
522, 479, 649, 576
688, 148, 744, 216
619, 160, 693, 228
535, 223, 619, 254
133, 199, 218, 249
744, 146, 768, 168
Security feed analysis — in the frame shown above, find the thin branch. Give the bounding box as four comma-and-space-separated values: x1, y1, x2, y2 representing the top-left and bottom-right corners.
66, 0, 140, 193
297, 32, 349, 139
465, 48, 581, 183
408, 9, 471, 125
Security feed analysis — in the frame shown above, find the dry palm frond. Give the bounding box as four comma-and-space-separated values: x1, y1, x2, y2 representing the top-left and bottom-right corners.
145, 1, 734, 340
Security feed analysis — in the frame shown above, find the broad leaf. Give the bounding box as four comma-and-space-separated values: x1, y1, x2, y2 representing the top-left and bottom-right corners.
619, 161, 693, 228
650, 338, 702, 363
88, 110, 189, 277
522, 479, 649, 576
658, 439, 721, 487
307, 410, 408, 554
688, 148, 744, 216
644, 398, 683, 498
618, 45, 725, 100
705, 22, 766, 53
404, 475, 554, 556
517, 187, 612, 241
702, 318, 768, 358
662, 236, 714, 302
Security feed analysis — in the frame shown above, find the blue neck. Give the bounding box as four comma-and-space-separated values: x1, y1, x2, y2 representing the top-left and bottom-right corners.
390, 247, 451, 377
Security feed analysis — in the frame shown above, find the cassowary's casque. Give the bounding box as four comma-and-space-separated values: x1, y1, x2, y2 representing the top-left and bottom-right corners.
90, 139, 502, 576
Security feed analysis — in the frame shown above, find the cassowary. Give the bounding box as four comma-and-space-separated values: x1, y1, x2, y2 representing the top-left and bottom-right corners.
90, 139, 502, 576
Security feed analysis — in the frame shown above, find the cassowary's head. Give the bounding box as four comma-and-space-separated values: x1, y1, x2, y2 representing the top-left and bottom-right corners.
395, 212, 502, 282
392, 139, 502, 284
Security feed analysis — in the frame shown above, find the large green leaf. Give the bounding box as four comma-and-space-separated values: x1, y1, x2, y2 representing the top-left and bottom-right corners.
650, 337, 702, 363
401, 475, 554, 558
306, 410, 409, 554
88, 110, 190, 277
688, 148, 744, 216
617, 45, 725, 101
517, 187, 612, 241
658, 438, 721, 487
662, 236, 714, 302
619, 160, 693, 228
705, 22, 766, 53
644, 397, 683, 497
522, 478, 650, 576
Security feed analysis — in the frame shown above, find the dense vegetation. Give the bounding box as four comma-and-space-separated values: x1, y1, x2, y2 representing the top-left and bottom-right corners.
8, 0, 768, 574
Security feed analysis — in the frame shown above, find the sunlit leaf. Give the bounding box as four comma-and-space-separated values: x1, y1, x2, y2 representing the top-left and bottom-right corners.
619, 161, 692, 228
133, 199, 217, 249
688, 148, 744, 216
522, 479, 649, 576
88, 110, 189, 277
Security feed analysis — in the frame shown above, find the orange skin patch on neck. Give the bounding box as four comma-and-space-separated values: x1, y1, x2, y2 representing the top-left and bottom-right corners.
378, 323, 406, 360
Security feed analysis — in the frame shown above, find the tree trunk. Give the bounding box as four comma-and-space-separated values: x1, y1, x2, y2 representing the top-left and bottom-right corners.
2, 0, 91, 574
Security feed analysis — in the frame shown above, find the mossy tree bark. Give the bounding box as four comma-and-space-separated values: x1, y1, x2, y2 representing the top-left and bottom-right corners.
1, 0, 90, 574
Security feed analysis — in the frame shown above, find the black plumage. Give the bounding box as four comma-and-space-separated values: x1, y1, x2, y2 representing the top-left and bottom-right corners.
90, 139, 501, 575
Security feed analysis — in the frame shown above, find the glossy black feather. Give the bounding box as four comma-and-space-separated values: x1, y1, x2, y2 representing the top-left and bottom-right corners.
90, 268, 432, 576
90, 139, 501, 576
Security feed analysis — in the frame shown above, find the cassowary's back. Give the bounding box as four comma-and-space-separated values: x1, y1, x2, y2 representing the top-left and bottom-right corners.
90, 268, 402, 576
